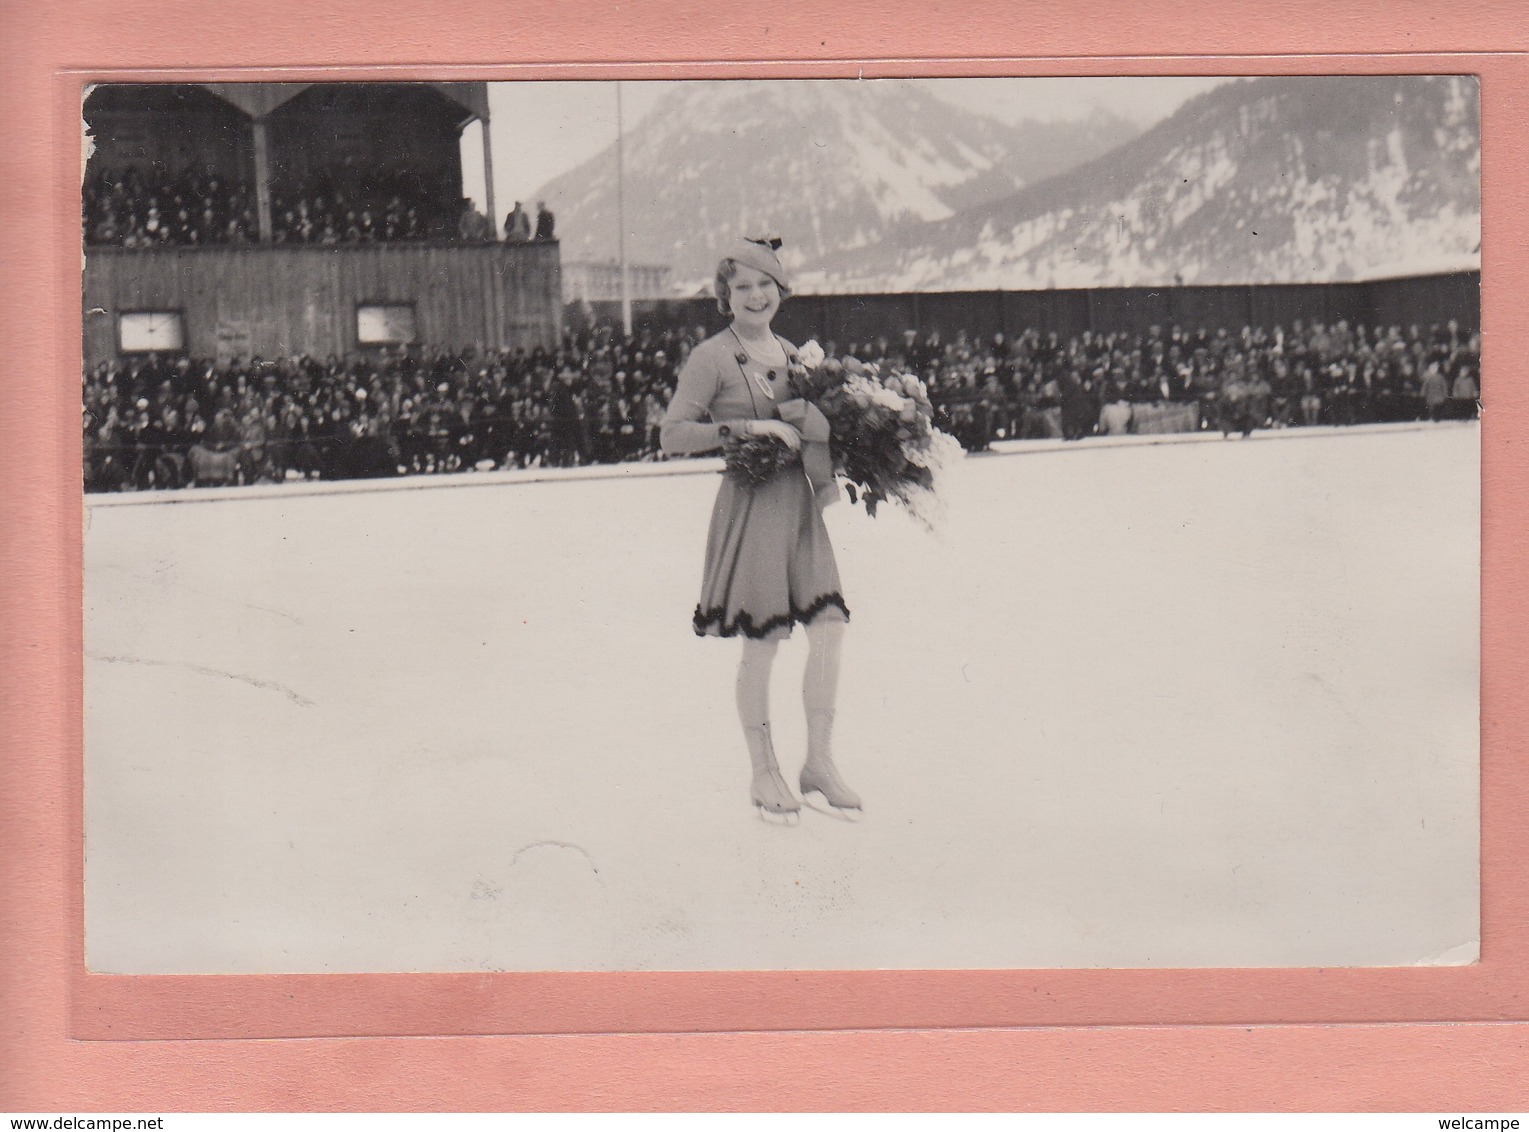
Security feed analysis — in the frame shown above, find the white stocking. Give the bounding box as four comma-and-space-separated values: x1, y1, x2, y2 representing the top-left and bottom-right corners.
802, 620, 845, 764
736, 638, 779, 731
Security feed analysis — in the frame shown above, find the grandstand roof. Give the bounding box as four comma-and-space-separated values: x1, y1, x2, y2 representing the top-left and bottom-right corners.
201, 82, 489, 124
84, 82, 489, 124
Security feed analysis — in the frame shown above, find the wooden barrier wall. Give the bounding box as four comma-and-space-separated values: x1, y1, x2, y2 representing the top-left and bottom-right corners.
575, 272, 1481, 347
83, 242, 563, 368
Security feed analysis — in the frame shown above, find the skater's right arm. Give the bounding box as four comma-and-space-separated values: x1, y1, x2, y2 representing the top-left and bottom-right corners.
660, 341, 747, 455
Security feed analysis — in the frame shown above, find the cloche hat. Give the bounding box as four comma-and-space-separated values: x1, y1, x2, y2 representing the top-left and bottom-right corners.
724, 234, 791, 291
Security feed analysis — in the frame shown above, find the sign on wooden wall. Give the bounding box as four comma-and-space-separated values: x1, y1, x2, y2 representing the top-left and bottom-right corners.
214, 318, 253, 363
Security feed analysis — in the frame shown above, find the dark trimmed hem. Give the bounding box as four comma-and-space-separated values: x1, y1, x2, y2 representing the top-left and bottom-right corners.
692, 592, 850, 639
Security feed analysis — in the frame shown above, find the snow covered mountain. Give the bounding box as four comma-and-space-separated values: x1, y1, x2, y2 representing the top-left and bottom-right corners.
533, 80, 1138, 291
800, 75, 1481, 292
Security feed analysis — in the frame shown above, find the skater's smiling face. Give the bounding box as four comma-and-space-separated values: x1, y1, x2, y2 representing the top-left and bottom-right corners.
721, 264, 783, 333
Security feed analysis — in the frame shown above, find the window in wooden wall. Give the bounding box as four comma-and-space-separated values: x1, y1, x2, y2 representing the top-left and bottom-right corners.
357, 303, 418, 345
118, 310, 186, 354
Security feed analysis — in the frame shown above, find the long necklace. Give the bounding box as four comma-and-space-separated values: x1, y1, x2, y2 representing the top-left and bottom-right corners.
730, 326, 782, 402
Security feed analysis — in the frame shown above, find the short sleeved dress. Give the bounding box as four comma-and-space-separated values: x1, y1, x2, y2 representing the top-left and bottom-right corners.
660, 330, 849, 640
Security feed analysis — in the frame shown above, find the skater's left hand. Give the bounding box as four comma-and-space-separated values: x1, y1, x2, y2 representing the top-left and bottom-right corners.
748, 419, 803, 450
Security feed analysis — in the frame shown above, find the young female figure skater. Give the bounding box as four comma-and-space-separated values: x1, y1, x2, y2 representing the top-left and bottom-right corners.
660, 237, 860, 820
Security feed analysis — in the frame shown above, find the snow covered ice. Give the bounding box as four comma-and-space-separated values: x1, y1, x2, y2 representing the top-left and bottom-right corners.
84, 423, 1480, 972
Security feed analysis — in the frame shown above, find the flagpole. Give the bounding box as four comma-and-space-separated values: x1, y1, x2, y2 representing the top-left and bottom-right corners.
617, 81, 632, 337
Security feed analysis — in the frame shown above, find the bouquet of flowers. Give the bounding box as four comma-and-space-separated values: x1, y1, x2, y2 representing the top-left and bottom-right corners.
723, 429, 801, 487
788, 339, 963, 527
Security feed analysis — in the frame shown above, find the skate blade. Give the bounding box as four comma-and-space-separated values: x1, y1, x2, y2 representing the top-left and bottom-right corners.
801, 795, 862, 823
755, 806, 801, 826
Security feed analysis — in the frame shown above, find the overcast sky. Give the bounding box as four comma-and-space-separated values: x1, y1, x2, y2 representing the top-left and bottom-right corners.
460, 76, 1236, 219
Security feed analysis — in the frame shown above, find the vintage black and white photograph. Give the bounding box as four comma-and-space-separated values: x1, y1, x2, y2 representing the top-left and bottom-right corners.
81, 75, 1480, 973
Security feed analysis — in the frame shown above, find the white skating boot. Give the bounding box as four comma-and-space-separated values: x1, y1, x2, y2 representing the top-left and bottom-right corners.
799, 710, 862, 816
744, 723, 800, 823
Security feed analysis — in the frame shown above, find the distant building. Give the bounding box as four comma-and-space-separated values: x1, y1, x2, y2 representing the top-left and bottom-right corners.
562, 260, 672, 304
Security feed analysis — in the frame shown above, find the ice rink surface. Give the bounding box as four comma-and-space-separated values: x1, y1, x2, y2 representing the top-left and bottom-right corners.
84, 424, 1480, 972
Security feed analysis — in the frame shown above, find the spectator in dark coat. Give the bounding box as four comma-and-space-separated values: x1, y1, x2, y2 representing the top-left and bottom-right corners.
533, 201, 556, 242
547, 368, 584, 467
504, 202, 532, 243
1059, 369, 1094, 440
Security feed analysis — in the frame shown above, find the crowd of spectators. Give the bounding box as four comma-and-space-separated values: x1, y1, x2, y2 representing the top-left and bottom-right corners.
849, 317, 1481, 450
83, 328, 686, 492
83, 167, 259, 247
83, 318, 1480, 493
84, 164, 502, 247
268, 167, 462, 244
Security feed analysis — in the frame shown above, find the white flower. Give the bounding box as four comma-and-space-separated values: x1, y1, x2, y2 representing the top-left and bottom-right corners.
927, 428, 965, 473
842, 373, 881, 399
798, 340, 826, 369
870, 387, 907, 412
905, 428, 963, 472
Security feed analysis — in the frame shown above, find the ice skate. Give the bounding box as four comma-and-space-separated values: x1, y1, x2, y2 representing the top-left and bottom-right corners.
744, 723, 800, 824
799, 758, 862, 818
799, 708, 861, 818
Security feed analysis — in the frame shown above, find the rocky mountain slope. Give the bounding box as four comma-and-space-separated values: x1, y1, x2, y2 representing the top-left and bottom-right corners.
798, 75, 1480, 291
534, 79, 1138, 289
